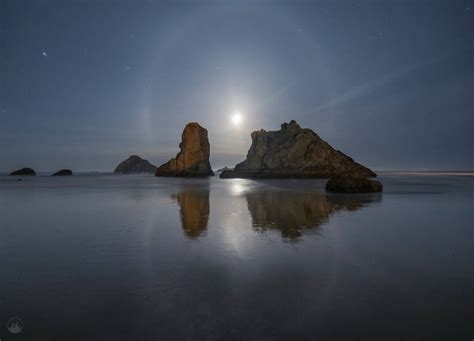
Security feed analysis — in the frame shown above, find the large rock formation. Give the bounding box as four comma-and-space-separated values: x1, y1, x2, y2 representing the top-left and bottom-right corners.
156, 122, 214, 177
52, 169, 73, 176
114, 155, 156, 174
10, 168, 36, 176
220, 120, 376, 179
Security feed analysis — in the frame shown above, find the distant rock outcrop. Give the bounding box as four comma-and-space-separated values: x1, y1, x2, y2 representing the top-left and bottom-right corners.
114, 155, 156, 174
326, 177, 383, 193
52, 169, 73, 176
215, 167, 232, 173
10, 168, 36, 176
156, 122, 214, 177
220, 120, 376, 179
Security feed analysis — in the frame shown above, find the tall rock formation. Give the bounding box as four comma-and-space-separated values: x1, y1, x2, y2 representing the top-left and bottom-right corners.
220, 120, 376, 179
114, 155, 156, 174
155, 122, 214, 177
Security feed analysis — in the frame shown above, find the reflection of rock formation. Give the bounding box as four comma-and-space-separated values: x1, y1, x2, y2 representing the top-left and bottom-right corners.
246, 190, 380, 240
173, 187, 210, 239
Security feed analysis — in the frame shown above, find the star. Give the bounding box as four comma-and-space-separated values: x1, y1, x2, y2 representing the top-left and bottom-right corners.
125, 65, 131, 71
42, 51, 47, 57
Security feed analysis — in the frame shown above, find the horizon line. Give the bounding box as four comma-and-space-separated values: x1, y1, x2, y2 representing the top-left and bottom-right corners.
1, 170, 474, 175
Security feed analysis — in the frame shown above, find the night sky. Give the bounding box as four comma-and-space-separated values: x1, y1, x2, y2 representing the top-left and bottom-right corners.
1, 0, 472, 172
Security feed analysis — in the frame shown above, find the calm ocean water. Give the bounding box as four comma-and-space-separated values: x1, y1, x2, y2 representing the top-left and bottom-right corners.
0, 173, 472, 340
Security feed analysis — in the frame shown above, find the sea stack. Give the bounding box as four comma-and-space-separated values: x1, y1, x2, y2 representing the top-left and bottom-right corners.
156, 122, 214, 177
220, 120, 376, 179
10, 168, 36, 176
52, 169, 73, 176
114, 155, 156, 174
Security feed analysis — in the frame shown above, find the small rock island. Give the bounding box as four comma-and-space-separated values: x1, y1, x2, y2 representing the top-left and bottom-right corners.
325, 177, 383, 193
114, 155, 156, 174
52, 169, 73, 176
10, 168, 36, 176
220, 120, 376, 179
156, 122, 214, 177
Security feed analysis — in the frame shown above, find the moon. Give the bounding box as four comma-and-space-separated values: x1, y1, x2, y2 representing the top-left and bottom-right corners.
231, 111, 243, 127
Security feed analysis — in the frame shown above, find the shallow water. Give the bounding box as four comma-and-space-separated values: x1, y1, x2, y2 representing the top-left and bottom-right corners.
0, 174, 472, 340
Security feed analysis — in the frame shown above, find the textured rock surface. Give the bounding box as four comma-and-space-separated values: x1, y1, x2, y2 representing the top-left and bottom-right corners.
114, 155, 156, 174
52, 169, 73, 176
156, 122, 214, 177
220, 120, 376, 179
10, 168, 36, 176
326, 177, 383, 193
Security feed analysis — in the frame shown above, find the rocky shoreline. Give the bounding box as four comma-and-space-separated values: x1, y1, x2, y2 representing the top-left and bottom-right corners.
6, 120, 382, 192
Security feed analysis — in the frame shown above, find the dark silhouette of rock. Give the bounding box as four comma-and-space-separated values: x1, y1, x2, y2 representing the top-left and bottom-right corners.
156, 122, 214, 177
216, 167, 232, 173
326, 177, 383, 193
52, 169, 73, 176
220, 120, 376, 179
114, 155, 156, 174
10, 168, 36, 176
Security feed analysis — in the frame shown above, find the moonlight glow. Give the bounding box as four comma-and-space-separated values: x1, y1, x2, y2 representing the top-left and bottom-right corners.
231, 111, 243, 127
